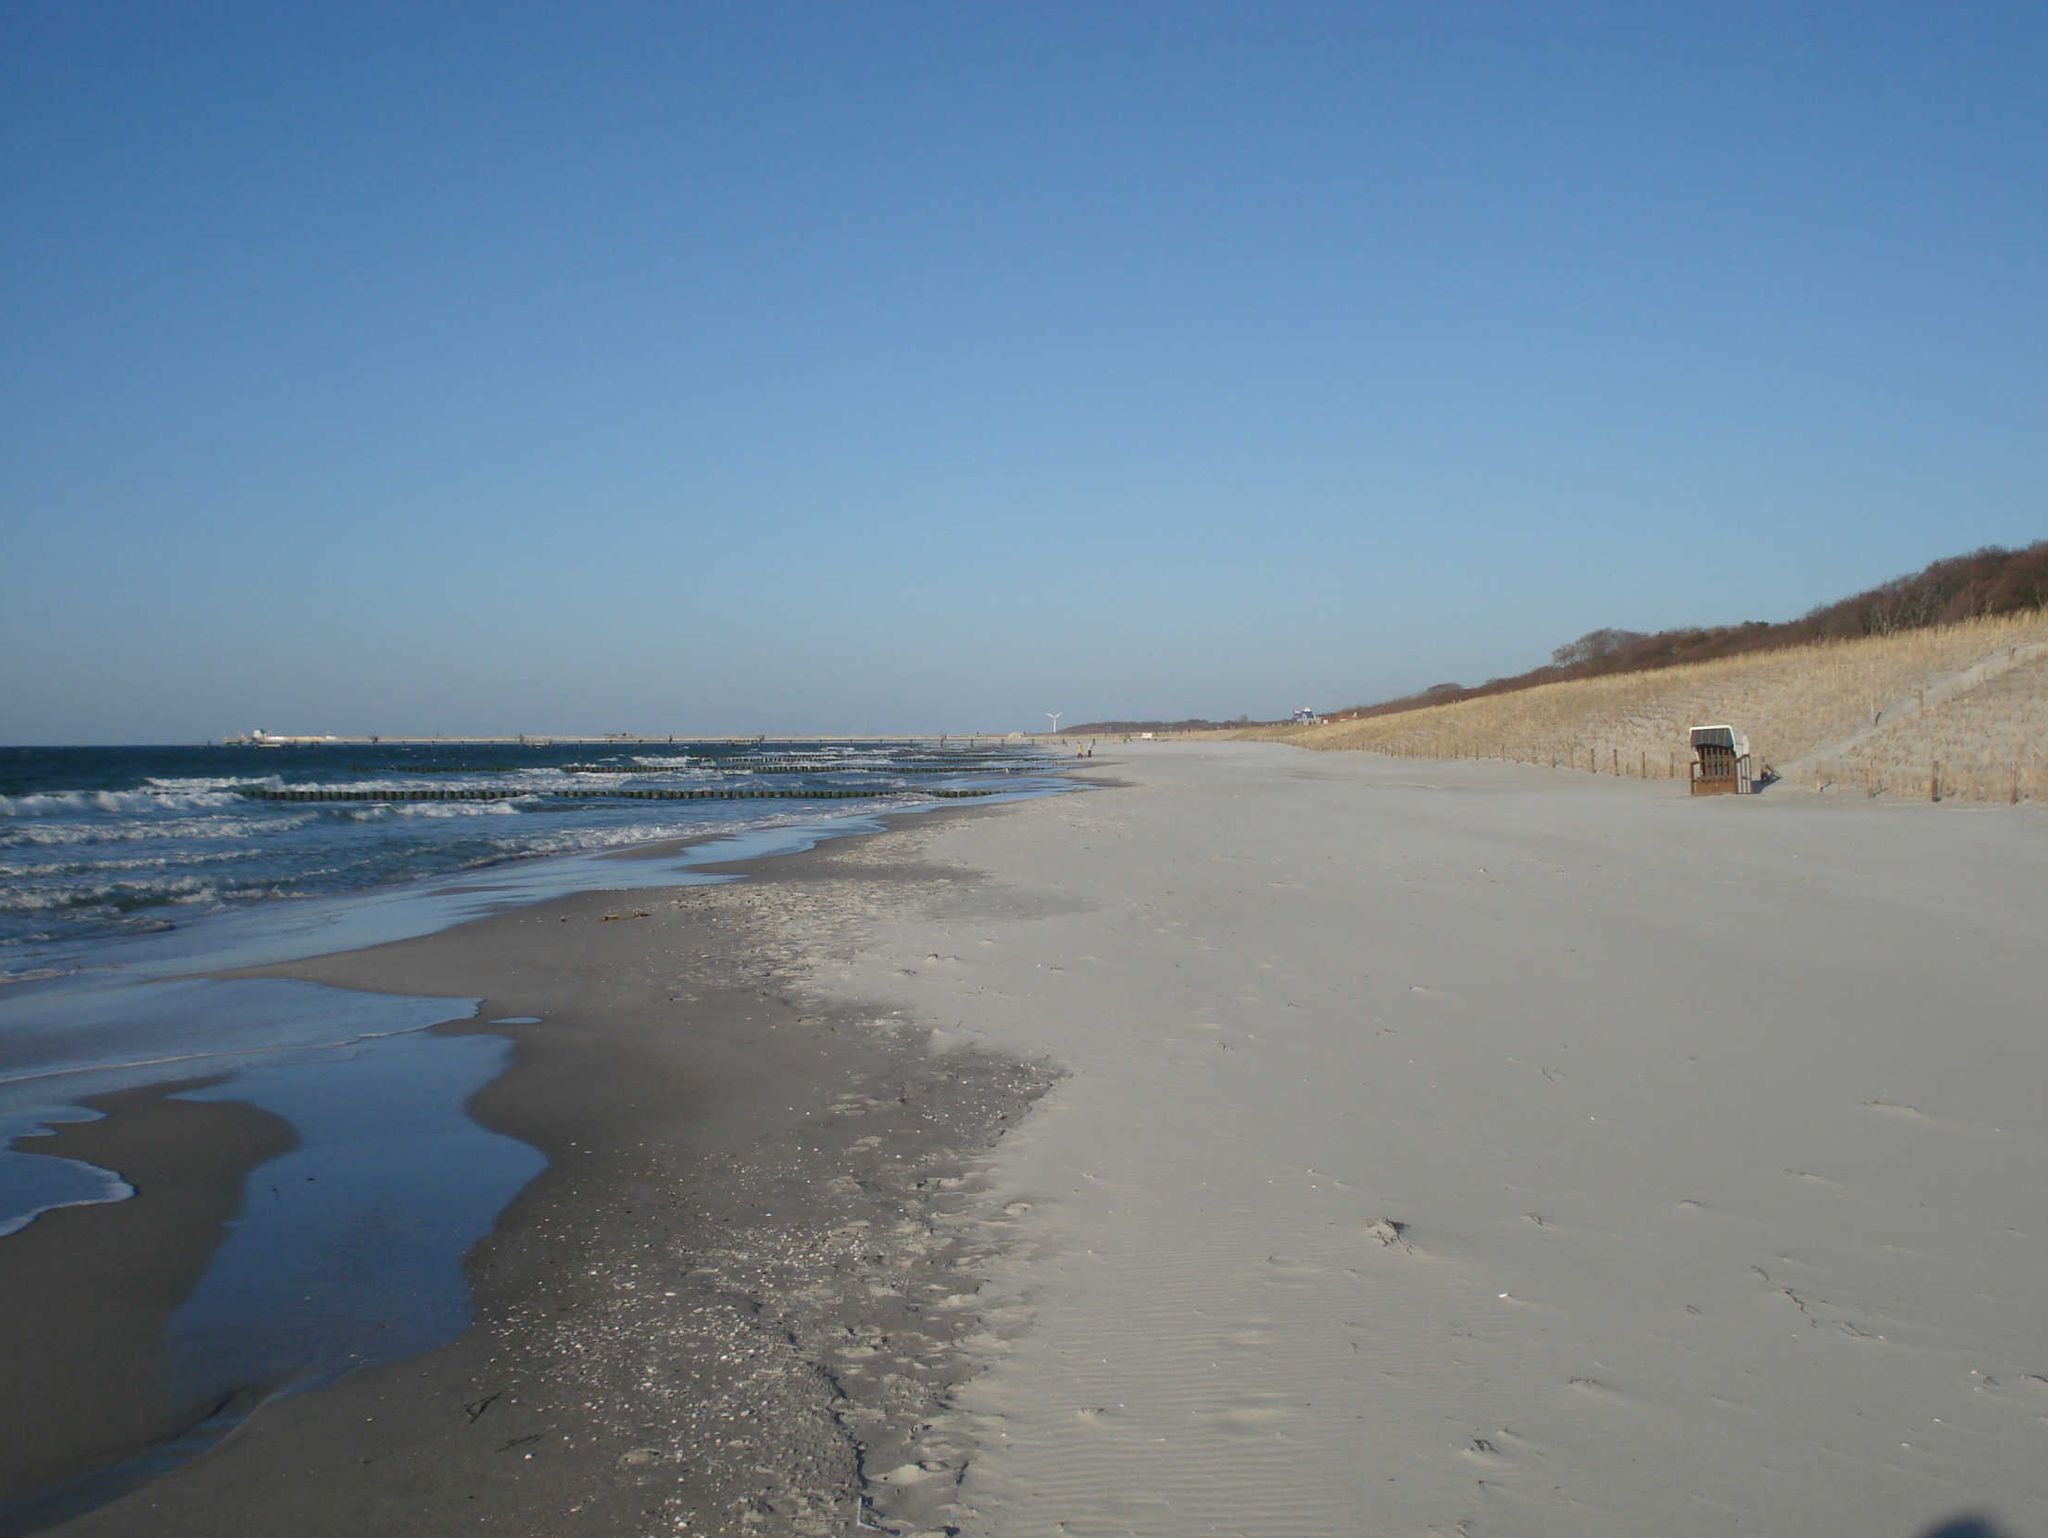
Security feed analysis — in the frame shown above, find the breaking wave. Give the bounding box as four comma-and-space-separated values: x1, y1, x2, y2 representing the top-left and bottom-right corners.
0, 813, 316, 848
0, 788, 248, 817
0, 873, 246, 915
333, 800, 527, 821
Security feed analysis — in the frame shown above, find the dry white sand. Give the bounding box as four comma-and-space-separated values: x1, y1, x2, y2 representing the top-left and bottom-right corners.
815, 742, 2048, 1538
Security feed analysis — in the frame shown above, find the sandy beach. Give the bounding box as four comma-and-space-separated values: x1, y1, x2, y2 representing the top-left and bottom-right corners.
14, 741, 2047, 1536
807, 744, 2047, 1538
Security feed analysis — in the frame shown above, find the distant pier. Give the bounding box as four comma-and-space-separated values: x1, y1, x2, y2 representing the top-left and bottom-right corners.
217, 732, 1024, 748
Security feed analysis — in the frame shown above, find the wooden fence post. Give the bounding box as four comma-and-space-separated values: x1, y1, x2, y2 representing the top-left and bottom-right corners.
1931, 761, 1941, 803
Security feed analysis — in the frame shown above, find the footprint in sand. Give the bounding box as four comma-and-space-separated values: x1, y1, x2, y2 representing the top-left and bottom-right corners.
1263, 1254, 1326, 1278
1460, 1428, 1529, 1466
1784, 1168, 1844, 1189
877, 1461, 952, 1486
1205, 1400, 1294, 1435
1864, 1099, 1998, 1135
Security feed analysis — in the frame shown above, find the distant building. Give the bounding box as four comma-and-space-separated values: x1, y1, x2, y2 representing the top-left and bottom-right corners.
225, 729, 340, 747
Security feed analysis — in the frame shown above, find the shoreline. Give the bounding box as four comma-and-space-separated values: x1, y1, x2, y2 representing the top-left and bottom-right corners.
11, 799, 1057, 1536
0, 785, 1066, 1247
12, 741, 2046, 1535
0, 739, 1068, 990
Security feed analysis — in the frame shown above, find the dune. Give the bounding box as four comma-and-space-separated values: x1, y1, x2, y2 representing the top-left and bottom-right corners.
1242, 608, 2048, 804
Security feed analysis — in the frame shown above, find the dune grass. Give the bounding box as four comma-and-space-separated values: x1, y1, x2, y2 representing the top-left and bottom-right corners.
1242, 609, 2048, 803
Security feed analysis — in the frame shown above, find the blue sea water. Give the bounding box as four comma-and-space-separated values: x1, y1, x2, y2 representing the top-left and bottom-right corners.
0, 739, 1053, 976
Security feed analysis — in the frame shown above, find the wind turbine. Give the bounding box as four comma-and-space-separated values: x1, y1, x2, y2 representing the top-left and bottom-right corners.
1046, 711, 1063, 736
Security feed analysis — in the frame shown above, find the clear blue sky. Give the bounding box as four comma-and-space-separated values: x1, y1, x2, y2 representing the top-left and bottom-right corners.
3, 2, 2042, 741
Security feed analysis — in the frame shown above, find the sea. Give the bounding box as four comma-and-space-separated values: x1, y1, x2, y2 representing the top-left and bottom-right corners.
0, 738, 1058, 972
0, 738, 1066, 1528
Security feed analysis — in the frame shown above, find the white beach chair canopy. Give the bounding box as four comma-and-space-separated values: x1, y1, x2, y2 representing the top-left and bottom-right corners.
1689, 724, 1751, 758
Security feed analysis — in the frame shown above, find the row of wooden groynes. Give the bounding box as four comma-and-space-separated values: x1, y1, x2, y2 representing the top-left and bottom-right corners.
239, 786, 1003, 803
347, 759, 1051, 776
564, 762, 1053, 776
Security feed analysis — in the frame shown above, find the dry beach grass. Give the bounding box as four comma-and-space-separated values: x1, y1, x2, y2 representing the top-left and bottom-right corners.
1243, 609, 2048, 802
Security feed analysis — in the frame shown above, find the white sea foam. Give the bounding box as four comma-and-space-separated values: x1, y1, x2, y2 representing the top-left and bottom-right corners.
0, 1168, 136, 1238
0, 848, 261, 879
335, 799, 527, 822
0, 964, 84, 985
0, 873, 225, 914
466, 803, 898, 864
0, 812, 315, 848
468, 825, 694, 861
0, 787, 250, 818
142, 775, 281, 792
284, 776, 561, 796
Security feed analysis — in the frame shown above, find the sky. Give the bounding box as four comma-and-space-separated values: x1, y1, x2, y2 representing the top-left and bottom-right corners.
3, 2, 2042, 741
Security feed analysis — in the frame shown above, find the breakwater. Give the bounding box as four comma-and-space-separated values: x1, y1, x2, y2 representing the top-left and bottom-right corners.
236, 786, 1003, 804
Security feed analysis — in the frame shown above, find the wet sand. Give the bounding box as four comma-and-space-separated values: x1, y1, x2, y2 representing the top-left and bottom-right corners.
18, 819, 1051, 1537
0, 1084, 295, 1519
